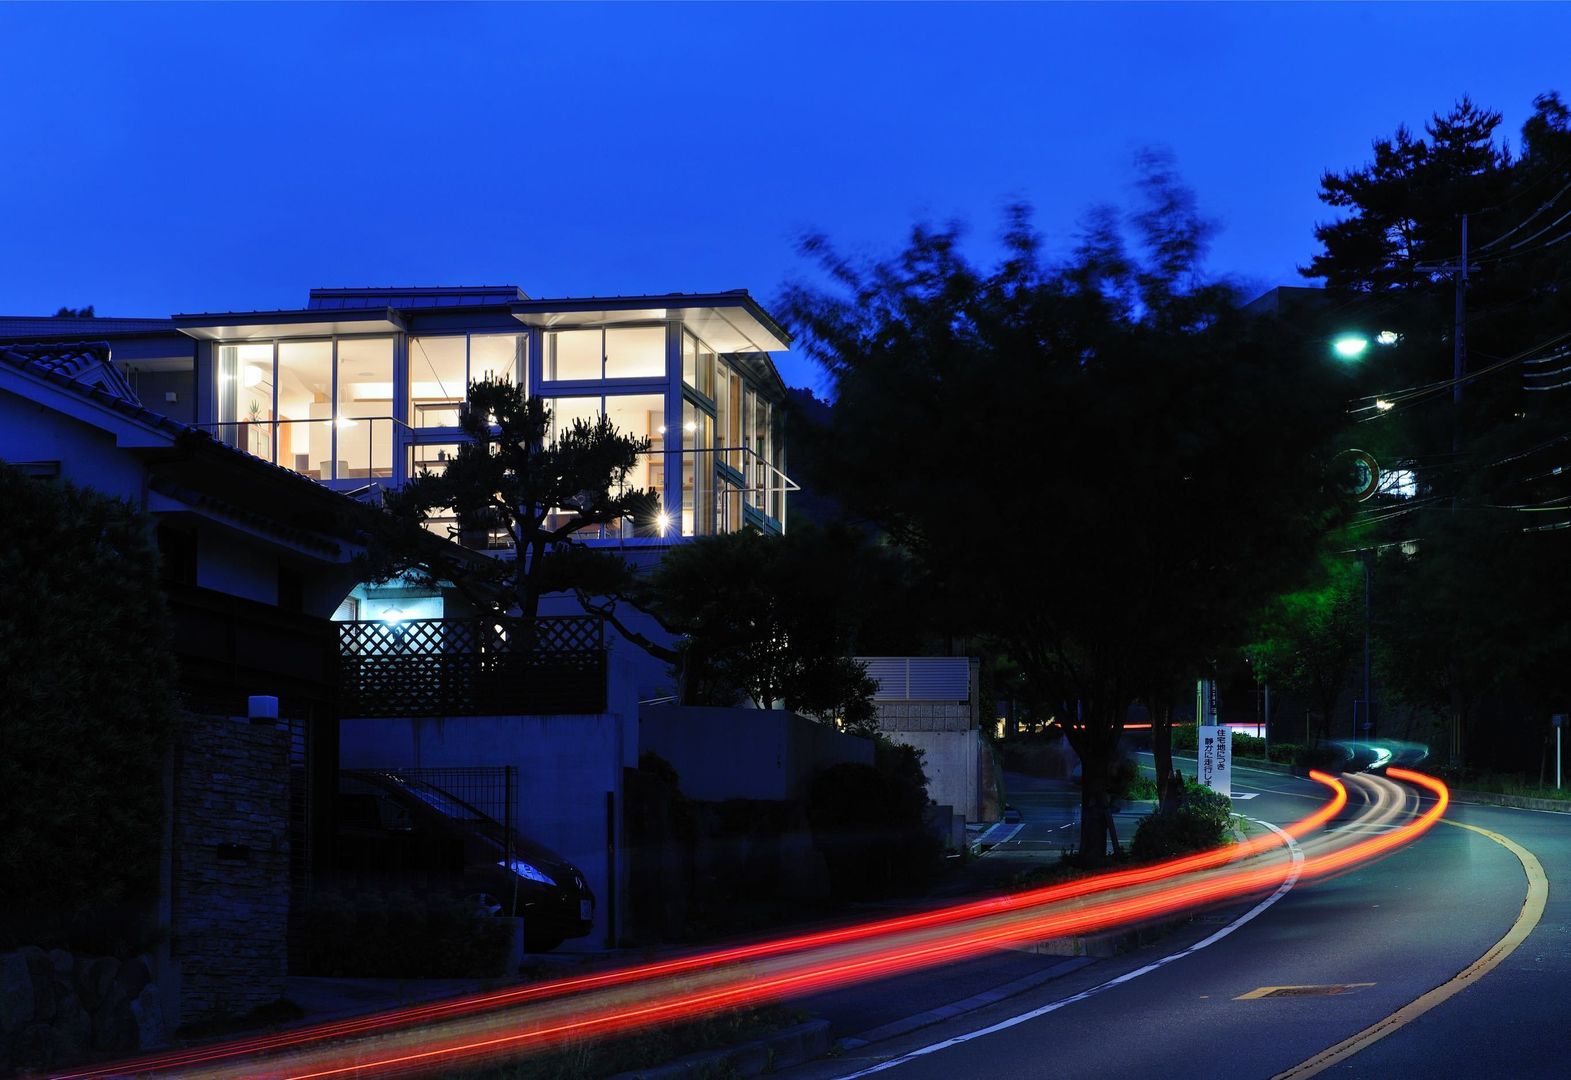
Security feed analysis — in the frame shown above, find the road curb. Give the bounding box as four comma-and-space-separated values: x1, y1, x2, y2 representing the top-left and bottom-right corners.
1448, 788, 1571, 814
611, 1019, 832, 1079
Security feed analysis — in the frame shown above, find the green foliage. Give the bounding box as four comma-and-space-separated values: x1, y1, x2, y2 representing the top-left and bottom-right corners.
631, 524, 917, 721
300, 887, 514, 978
1170, 724, 1198, 752
1130, 784, 1234, 862
1305, 93, 1571, 769
379, 379, 658, 618
780, 163, 1353, 861
807, 741, 940, 899
1245, 556, 1362, 743
0, 464, 177, 950
1293, 743, 1351, 772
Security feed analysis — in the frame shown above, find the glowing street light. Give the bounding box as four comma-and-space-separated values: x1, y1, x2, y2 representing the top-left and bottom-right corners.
1332, 334, 1370, 361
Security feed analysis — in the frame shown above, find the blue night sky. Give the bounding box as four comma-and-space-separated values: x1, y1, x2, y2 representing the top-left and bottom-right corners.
3, 1, 1569, 390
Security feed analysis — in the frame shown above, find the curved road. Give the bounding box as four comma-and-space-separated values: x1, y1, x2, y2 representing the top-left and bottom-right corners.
785, 763, 1569, 1080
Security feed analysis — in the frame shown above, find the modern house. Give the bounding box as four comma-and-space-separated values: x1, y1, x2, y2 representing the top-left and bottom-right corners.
4, 285, 794, 553
1, 285, 799, 1009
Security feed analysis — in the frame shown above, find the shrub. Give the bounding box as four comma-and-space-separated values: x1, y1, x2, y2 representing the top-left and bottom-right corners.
1170, 724, 1198, 752
1130, 784, 1235, 862
807, 740, 941, 899
0, 466, 177, 952
300, 887, 514, 977
1294, 743, 1351, 772
1232, 732, 1266, 759
1267, 741, 1303, 764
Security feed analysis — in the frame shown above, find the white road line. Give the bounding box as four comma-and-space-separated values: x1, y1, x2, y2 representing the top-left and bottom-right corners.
976, 823, 1025, 850
834, 818, 1304, 1078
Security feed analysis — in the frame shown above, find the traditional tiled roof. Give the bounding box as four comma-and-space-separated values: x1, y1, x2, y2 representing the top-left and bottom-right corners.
0, 315, 177, 338
0, 341, 140, 405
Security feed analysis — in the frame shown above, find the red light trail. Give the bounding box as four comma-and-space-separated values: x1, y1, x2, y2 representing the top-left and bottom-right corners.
63, 769, 1446, 1080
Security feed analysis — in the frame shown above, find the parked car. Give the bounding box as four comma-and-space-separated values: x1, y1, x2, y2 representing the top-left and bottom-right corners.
334, 769, 594, 951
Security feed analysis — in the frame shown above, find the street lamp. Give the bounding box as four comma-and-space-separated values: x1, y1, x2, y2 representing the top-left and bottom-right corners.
1333, 334, 1370, 361
1331, 330, 1399, 363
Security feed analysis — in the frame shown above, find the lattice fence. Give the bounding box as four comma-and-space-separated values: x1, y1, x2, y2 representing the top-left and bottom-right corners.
338, 616, 606, 717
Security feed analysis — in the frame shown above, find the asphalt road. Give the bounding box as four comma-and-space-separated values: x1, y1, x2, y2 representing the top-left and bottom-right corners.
783, 762, 1571, 1080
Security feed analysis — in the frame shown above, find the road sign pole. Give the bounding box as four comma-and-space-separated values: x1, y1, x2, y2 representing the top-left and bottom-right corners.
1554, 715, 1565, 791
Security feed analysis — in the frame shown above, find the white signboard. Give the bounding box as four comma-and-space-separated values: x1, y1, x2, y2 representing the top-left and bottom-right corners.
1197, 724, 1232, 799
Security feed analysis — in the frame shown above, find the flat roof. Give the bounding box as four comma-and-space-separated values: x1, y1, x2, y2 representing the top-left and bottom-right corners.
172, 308, 405, 340
511, 291, 791, 353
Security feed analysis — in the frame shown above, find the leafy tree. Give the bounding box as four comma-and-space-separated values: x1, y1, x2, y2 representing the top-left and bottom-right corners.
52, 305, 95, 317
1305, 94, 1571, 766
779, 167, 1352, 863
379, 378, 659, 620
587, 525, 921, 728
1245, 557, 1364, 745
0, 463, 177, 949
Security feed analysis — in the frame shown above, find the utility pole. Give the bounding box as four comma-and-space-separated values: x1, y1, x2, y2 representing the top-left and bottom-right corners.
1361, 550, 1373, 747
1450, 212, 1468, 764
1454, 212, 1468, 423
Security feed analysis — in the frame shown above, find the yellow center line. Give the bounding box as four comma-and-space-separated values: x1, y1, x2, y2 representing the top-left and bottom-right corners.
1271, 819, 1549, 1079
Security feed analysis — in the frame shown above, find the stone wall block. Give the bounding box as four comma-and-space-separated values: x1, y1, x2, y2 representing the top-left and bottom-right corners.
48, 950, 73, 981
21, 947, 55, 1023
53, 990, 90, 1057
77, 956, 116, 1012
90, 985, 137, 1053
0, 953, 32, 1033
130, 984, 165, 1049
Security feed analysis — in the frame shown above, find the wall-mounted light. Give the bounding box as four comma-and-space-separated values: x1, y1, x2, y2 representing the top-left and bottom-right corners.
656, 511, 672, 535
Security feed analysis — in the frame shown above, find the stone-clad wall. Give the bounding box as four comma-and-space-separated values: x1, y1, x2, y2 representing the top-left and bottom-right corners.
872, 701, 976, 732
170, 713, 290, 1023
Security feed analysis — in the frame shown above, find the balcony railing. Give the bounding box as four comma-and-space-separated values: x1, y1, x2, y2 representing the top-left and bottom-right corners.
200, 416, 413, 483
338, 616, 606, 718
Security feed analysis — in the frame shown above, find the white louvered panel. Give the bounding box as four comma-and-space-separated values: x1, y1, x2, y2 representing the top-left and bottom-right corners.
856, 657, 971, 701
859, 657, 910, 700
907, 658, 969, 701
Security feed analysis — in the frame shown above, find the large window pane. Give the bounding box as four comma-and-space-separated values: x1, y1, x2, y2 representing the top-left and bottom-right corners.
277, 341, 332, 479
545, 330, 601, 381
218, 342, 276, 463
409, 335, 466, 429
696, 339, 716, 398
604, 326, 666, 379
605, 393, 665, 499
470, 333, 525, 387
742, 386, 757, 507
771, 413, 786, 525
717, 361, 743, 471
754, 397, 771, 517
682, 400, 714, 536
336, 337, 394, 479
545, 396, 601, 443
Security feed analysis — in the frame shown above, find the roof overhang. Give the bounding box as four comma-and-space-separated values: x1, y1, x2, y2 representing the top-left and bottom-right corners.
172, 308, 405, 341
510, 292, 791, 354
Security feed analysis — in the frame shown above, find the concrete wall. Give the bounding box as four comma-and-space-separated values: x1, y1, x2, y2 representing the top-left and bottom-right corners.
639, 705, 875, 802
339, 650, 640, 949
162, 713, 291, 1028
872, 658, 985, 822
884, 728, 982, 822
